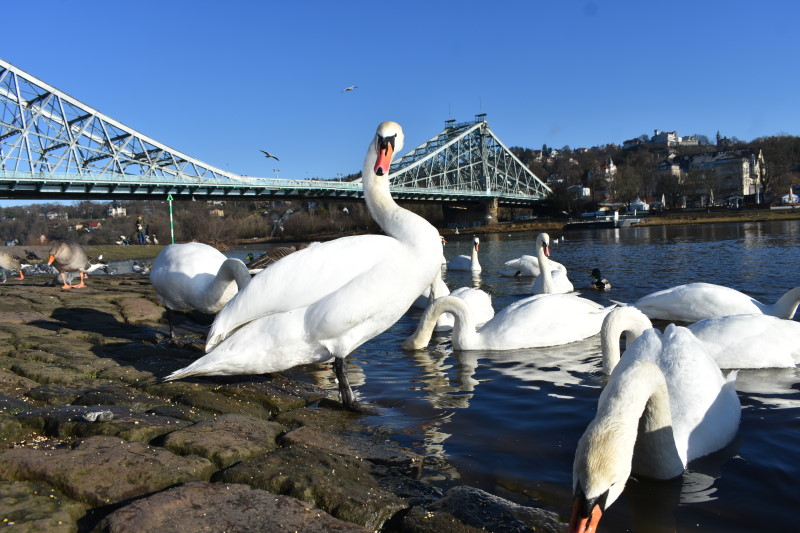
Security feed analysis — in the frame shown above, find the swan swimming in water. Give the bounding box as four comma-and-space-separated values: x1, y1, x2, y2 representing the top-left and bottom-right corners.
498, 253, 566, 278
601, 306, 800, 372
570, 308, 740, 533
403, 293, 613, 351
630, 282, 800, 321
530, 233, 573, 295
447, 236, 481, 272
165, 122, 443, 410
150, 242, 252, 338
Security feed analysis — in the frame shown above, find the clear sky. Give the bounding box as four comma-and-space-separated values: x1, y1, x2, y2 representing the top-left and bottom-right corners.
2, 0, 798, 207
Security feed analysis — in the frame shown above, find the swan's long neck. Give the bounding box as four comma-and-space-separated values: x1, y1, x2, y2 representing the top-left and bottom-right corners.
601, 308, 653, 374
402, 295, 479, 350
362, 150, 438, 248
471, 244, 480, 270
536, 239, 554, 293
769, 286, 800, 319
575, 359, 683, 507
204, 258, 251, 311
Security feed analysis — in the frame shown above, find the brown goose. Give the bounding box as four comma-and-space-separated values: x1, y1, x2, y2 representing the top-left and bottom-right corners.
0, 251, 30, 282
47, 241, 105, 289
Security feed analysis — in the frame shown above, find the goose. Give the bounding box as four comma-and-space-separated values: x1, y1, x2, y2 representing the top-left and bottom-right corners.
165, 122, 443, 410
498, 253, 566, 278
531, 233, 573, 294
46, 241, 105, 289
403, 293, 613, 351
589, 268, 611, 291
630, 282, 800, 321
447, 236, 481, 272
0, 251, 30, 282
602, 307, 800, 373
570, 318, 740, 533
150, 242, 252, 339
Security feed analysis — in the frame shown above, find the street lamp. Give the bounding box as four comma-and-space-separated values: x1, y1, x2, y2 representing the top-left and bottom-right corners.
273, 168, 280, 178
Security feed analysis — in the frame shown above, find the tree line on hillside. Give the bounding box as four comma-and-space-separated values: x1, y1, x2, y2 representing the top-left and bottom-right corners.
510, 133, 800, 213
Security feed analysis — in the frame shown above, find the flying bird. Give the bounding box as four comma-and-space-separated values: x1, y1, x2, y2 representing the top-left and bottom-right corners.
259, 150, 279, 161
342, 85, 358, 92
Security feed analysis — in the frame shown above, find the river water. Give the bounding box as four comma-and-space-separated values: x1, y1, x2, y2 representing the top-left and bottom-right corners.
228, 220, 799, 533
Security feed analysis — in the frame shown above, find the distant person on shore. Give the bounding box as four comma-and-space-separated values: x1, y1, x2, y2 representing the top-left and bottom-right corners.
135, 216, 146, 245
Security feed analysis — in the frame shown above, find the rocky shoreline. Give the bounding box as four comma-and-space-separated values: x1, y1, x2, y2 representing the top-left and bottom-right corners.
0, 273, 565, 532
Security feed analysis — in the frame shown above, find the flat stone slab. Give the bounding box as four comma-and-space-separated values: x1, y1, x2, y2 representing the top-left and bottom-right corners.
95, 481, 370, 532
0, 435, 216, 507
161, 413, 284, 468
0, 481, 86, 533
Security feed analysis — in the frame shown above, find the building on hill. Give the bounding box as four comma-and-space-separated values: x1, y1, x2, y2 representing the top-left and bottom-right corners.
105, 203, 127, 218
653, 149, 765, 206
651, 129, 699, 147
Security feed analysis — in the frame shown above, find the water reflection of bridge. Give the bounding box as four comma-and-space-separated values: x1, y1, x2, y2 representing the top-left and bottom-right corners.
0, 58, 551, 211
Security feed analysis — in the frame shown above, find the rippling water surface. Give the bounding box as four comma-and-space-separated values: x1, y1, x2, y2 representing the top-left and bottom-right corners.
242, 220, 799, 532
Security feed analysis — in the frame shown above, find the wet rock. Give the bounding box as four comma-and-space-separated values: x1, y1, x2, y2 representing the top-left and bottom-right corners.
0, 413, 29, 446
16, 405, 191, 443
214, 443, 407, 530
161, 413, 284, 468
113, 296, 164, 323
93, 481, 370, 533
0, 369, 46, 401
0, 356, 88, 385
147, 381, 274, 420
400, 485, 567, 533
214, 378, 324, 415
0, 480, 87, 533
0, 435, 216, 506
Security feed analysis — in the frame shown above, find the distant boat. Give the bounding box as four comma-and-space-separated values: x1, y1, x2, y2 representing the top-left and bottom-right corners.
564, 211, 640, 230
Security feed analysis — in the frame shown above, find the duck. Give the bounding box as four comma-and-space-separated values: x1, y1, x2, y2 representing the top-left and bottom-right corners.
447, 236, 481, 272
589, 268, 611, 291
498, 253, 566, 278
602, 306, 800, 372
0, 250, 30, 282
150, 242, 252, 338
46, 241, 106, 289
570, 312, 740, 533
630, 282, 800, 321
531, 233, 574, 295
165, 122, 444, 410
403, 293, 613, 351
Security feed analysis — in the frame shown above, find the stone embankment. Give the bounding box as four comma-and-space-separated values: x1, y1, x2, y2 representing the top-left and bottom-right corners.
0, 273, 565, 532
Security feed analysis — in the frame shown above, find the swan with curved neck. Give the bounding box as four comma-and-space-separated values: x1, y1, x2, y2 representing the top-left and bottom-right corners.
631, 282, 800, 321
403, 293, 613, 351
499, 253, 566, 277
531, 232, 573, 295
570, 321, 740, 533
602, 306, 800, 372
166, 122, 443, 410
447, 236, 481, 272
150, 242, 252, 338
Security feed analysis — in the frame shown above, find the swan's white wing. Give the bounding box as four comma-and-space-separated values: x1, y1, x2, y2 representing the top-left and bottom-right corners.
150, 243, 229, 312
450, 287, 494, 326
688, 314, 800, 368
207, 234, 406, 349
633, 282, 761, 321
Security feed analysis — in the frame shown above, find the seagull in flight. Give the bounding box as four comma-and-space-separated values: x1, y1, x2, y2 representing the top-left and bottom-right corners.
342, 85, 358, 92
260, 150, 279, 161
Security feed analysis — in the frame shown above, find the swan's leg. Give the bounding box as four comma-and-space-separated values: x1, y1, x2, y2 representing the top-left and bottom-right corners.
166, 308, 176, 339
333, 356, 356, 409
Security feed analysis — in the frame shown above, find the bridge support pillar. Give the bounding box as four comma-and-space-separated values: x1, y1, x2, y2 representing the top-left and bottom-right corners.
483, 197, 499, 225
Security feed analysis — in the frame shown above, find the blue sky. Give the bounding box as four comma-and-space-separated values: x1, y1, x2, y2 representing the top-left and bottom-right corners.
2, 0, 798, 207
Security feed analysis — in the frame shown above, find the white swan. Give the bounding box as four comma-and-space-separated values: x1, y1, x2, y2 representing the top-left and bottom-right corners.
530, 233, 573, 295
498, 253, 566, 278
630, 282, 800, 321
602, 306, 800, 372
150, 242, 252, 338
432, 286, 495, 332
165, 122, 443, 410
588, 268, 611, 290
570, 319, 740, 533
403, 293, 613, 351
447, 236, 481, 272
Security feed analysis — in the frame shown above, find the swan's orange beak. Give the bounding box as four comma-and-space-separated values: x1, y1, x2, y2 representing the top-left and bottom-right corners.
47, 254, 56, 265
568, 497, 603, 533
374, 137, 395, 176
543, 243, 550, 257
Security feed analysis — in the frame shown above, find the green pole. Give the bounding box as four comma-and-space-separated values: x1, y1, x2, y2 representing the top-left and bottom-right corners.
167, 194, 175, 244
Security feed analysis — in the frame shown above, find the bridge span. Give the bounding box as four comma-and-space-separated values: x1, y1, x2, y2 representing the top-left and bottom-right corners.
1, 58, 551, 207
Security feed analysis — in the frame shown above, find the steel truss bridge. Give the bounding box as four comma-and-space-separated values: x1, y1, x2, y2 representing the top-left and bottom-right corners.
0, 58, 551, 206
